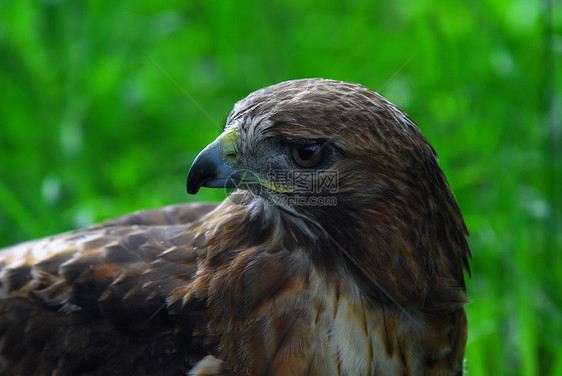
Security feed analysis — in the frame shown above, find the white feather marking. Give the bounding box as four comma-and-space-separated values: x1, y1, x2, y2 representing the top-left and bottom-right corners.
307, 268, 409, 376
188, 355, 223, 376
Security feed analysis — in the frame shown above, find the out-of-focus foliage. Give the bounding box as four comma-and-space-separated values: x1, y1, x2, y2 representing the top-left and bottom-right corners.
0, 1, 560, 375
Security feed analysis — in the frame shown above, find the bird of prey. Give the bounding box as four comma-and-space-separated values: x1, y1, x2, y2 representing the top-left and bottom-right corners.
0, 78, 471, 375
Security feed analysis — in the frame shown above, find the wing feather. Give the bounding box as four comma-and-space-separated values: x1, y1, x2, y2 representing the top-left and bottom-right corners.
0, 203, 217, 375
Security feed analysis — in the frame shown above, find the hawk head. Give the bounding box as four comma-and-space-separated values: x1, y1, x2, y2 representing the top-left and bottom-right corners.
186, 78, 470, 313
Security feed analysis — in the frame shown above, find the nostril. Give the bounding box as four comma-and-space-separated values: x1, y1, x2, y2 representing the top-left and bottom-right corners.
225, 152, 238, 163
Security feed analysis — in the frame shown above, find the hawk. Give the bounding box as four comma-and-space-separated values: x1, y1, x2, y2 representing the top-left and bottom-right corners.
0, 79, 471, 375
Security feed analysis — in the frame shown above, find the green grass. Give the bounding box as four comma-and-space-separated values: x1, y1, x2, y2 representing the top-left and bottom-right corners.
0, 1, 560, 374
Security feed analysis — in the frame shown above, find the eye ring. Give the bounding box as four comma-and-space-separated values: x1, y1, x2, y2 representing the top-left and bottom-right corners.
291, 144, 324, 168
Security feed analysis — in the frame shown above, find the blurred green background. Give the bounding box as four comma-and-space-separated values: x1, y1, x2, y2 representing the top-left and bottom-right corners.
0, 0, 560, 374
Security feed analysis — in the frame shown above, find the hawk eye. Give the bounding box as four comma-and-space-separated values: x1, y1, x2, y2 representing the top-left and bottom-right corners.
291, 144, 324, 168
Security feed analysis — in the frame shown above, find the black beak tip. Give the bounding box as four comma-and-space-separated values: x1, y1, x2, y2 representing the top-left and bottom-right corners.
186, 168, 205, 195
186, 182, 200, 195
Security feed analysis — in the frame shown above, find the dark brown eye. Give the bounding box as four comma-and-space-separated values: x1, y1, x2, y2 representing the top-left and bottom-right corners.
291, 144, 324, 168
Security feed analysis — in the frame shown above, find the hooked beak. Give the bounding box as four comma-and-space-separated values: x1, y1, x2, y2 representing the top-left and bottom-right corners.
186, 129, 240, 195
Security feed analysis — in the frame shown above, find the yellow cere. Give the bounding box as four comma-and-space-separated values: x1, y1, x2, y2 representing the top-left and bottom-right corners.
218, 127, 240, 165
